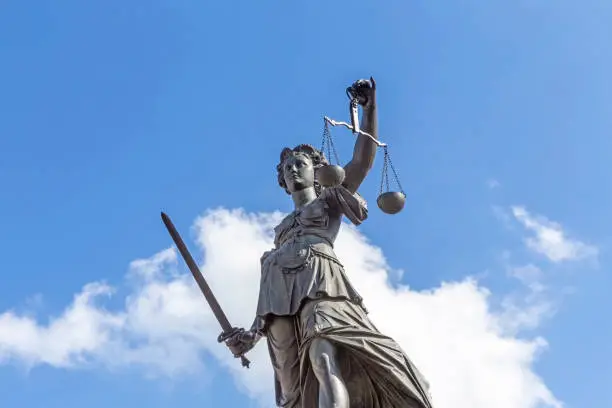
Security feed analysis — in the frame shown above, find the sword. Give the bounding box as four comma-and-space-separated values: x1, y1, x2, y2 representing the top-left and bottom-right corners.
160, 211, 251, 368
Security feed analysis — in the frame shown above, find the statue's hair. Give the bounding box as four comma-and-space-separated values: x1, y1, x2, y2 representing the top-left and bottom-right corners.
277, 144, 329, 195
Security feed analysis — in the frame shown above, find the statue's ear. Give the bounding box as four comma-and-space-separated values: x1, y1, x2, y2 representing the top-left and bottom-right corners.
280, 147, 292, 162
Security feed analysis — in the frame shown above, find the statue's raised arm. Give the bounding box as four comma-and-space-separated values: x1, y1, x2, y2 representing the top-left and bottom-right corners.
342, 77, 378, 194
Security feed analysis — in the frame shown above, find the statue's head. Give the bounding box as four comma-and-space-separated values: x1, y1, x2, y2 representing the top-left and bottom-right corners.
277, 144, 328, 195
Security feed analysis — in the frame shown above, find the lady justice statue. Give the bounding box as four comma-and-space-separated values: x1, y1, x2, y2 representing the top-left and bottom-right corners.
222, 78, 435, 408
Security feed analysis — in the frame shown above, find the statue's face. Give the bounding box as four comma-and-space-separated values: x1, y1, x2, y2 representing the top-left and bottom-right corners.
282, 153, 315, 193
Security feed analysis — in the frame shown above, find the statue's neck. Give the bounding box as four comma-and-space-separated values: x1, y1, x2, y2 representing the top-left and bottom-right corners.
291, 187, 317, 210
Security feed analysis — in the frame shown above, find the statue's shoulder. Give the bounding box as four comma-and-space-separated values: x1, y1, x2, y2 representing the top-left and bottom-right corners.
322, 186, 368, 225
323, 186, 368, 209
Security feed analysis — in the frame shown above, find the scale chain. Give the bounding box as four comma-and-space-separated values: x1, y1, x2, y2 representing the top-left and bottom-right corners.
321, 119, 341, 165
379, 147, 389, 195
385, 147, 404, 194
379, 146, 404, 195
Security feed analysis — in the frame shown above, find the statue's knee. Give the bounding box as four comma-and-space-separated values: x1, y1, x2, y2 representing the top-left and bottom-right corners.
311, 351, 331, 376
309, 339, 335, 376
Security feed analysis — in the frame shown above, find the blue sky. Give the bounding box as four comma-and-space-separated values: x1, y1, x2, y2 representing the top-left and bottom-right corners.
0, 1, 610, 407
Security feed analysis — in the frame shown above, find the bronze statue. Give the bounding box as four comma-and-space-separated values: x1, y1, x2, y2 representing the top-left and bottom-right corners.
220, 78, 434, 408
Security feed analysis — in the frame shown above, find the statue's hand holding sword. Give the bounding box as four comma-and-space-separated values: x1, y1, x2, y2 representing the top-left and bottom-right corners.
161, 212, 253, 368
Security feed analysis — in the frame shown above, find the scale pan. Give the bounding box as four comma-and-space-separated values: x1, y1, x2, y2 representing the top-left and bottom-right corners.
317, 165, 345, 187
377, 191, 406, 214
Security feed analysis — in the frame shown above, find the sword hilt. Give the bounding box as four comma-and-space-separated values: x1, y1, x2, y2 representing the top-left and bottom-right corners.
217, 327, 242, 343
218, 328, 252, 369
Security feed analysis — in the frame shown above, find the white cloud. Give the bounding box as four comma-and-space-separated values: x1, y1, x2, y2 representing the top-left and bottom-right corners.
511, 206, 598, 263
0, 283, 124, 369
500, 264, 554, 333
0, 208, 562, 408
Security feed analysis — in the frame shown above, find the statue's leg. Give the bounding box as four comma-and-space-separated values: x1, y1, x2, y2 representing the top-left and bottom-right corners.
308, 337, 349, 408
267, 315, 301, 408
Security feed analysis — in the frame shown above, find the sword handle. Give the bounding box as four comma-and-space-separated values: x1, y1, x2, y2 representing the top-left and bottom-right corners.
218, 328, 252, 369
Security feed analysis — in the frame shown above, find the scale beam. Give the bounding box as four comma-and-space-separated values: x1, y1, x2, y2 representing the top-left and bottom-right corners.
323, 116, 387, 147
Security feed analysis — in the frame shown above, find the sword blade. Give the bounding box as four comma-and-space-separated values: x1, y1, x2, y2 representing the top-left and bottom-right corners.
160, 212, 232, 332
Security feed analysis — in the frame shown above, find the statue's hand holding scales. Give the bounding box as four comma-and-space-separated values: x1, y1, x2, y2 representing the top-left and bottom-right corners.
317, 77, 377, 189
349, 77, 376, 109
